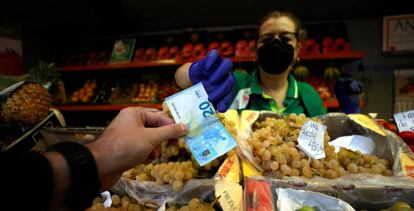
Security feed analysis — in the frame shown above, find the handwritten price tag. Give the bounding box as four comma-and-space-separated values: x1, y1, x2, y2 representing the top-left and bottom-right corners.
394, 110, 414, 132
297, 120, 326, 159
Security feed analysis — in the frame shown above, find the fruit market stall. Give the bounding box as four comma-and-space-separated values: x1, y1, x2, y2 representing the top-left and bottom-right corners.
2, 13, 413, 211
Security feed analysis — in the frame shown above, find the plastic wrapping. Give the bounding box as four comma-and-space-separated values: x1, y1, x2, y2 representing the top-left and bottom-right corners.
238, 111, 414, 209
275, 188, 355, 211
111, 178, 243, 211
245, 176, 414, 210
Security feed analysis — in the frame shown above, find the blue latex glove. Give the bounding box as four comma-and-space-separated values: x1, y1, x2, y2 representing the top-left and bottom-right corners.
189, 49, 235, 112
334, 77, 364, 114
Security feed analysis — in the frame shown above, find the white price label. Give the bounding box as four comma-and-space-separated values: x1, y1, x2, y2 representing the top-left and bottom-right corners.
394, 110, 414, 132
297, 120, 326, 159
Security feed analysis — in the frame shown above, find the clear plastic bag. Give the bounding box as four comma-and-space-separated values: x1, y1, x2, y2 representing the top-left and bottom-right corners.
111, 179, 243, 211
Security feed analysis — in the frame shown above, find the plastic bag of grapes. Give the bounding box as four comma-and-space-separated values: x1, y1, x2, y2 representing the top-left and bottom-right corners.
237, 111, 414, 209
111, 179, 243, 211
238, 111, 414, 179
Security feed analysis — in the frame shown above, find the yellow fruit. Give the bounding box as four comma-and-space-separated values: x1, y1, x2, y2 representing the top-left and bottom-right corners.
1, 61, 59, 125
293, 65, 309, 81
2, 83, 53, 125
323, 66, 341, 83
389, 201, 412, 211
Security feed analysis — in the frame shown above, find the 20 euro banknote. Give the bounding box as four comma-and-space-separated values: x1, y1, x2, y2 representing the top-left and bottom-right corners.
165, 83, 237, 166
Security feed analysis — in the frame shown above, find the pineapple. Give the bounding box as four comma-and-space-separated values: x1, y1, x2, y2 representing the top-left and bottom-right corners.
1, 61, 60, 125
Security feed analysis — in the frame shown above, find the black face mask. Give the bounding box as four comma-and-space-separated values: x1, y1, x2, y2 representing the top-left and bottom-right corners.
257, 38, 294, 75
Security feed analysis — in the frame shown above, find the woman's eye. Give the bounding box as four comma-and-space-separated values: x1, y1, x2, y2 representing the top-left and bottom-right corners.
280, 36, 292, 42
261, 36, 273, 43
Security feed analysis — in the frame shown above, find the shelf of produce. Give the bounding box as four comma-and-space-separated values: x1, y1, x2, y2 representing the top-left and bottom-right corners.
57, 51, 365, 72
54, 103, 162, 111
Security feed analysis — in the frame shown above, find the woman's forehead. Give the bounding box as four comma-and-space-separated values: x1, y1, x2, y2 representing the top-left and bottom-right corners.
259, 16, 296, 35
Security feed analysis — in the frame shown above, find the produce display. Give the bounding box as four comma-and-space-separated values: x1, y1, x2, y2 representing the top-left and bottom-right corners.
86, 194, 216, 211
5, 22, 414, 211
60, 79, 181, 105
293, 65, 340, 102
70, 80, 97, 103
299, 36, 350, 56
299, 38, 320, 55
293, 65, 310, 81
131, 81, 158, 102
87, 51, 110, 65
158, 82, 180, 101
122, 138, 227, 191
122, 161, 197, 192
121, 109, 235, 192
321, 37, 350, 53
235, 40, 256, 57
246, 113, 393, 179
323, 66, 341, 83
86, 194, 155, 211
165, 198, 216, 211
377, 119, 414, 152
306, 77, 334, 101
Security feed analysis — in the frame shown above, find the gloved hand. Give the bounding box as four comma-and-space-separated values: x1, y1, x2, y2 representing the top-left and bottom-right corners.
334, 77, 364, 114
189, 49, 235, 112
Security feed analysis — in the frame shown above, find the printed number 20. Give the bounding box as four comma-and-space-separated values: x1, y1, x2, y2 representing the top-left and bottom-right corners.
199, 101, 214, 118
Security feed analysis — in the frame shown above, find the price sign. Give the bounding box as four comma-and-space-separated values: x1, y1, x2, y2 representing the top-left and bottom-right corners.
394, 110, 414, 132
297, 120, 326, 159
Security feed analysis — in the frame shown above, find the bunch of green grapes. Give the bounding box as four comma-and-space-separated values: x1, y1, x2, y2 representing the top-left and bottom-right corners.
337, 148, 393, 176
166, 198, 215, 211
86, 194, 156, 211
159, 139, 183, 162
151, 161, 196, 191
249, 114, 328, 177
248, 113, 393, 179
123, 161, 196, 191
122, 163, 156, 182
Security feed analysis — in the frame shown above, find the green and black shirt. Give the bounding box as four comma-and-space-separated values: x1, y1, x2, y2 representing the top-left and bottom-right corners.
230, 70, 326, 117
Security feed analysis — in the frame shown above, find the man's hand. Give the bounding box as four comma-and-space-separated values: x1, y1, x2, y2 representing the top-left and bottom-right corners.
87, 107, 188, 189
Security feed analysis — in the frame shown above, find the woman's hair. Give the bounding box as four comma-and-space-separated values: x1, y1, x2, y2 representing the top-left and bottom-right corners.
257, 11, 307, 41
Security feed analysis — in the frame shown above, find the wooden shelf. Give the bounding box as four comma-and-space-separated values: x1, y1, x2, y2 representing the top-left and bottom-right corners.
58, 51, 365, 72
300, 51, 365, 60
54, 104, 162, 111
58, 60, 178, 72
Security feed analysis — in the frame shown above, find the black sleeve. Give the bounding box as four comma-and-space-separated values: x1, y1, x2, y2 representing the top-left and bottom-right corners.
0, 151, 53, 210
